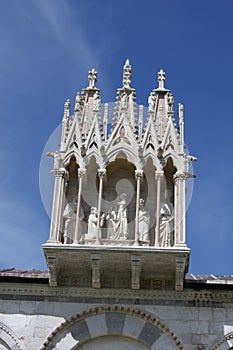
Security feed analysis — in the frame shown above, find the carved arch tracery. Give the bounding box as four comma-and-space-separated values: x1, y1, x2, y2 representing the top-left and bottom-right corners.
40, 306, 183, 350
209, 331, 233, 350
0, 322, 23, 350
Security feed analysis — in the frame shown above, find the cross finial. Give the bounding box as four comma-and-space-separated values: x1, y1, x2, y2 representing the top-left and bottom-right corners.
158, 69, 166, 89
88, 68, 97, 89
123, 58, 131, 88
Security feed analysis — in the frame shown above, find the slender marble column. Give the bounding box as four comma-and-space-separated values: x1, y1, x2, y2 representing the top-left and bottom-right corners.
134, 169, 143, 245
96, 169, 106, 244
48, 169, 68, 243
154, 172, 163, 246
103, 103, 108, 141
179, 103, 184, 153
73, 169, 86, 244
173, 173, 186, 247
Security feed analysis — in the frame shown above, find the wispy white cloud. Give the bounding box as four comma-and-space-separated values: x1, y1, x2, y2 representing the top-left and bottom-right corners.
31, 0, 100, 70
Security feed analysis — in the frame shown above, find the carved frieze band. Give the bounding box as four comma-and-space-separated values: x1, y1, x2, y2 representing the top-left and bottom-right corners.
1, 283, 233, 304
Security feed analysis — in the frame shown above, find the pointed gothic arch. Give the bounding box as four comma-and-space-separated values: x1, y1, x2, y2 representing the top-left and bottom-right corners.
63, 150, 83, 168
162, 157, 177, 205
106, 143, 141, 169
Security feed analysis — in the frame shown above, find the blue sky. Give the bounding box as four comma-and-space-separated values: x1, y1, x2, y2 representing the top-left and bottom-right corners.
0, 0, 233, 275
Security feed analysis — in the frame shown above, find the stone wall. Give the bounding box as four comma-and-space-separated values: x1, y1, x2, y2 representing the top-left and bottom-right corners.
0, 283, 233, 350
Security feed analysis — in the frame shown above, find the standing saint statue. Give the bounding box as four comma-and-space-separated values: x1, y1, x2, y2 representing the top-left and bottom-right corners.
138, 199, 150, 242
148, 93, 156, 112
93, 91, 100, 111
86, 206, 98, 240
63, 199, 76, 244
120, 92, 128, 110
160, 199, 174, 247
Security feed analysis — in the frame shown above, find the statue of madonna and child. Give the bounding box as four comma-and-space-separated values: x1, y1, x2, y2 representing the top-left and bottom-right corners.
85, 193, 151, 244
104, 193, 129, 240
85, 193, 129, 242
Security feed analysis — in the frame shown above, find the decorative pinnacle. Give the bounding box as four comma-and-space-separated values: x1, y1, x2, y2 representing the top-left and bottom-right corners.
63, 99, 70, 119
88, 68, 97, 89
74, 92, 81, 111
158, 69, 166, 89
123, 58, 132, 88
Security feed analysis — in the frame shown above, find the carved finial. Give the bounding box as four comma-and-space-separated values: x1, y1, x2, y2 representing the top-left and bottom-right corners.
125, 58, 130, 66
63, 99, 70, 119
158, 69, 166, 89
123, 58, 132, 88
88, 68, 97, 89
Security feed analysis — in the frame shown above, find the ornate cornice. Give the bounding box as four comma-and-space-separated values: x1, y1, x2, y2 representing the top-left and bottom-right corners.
0, 283, 233, 304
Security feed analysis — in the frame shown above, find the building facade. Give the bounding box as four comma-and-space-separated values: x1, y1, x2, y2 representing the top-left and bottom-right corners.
0, 61, 233, 350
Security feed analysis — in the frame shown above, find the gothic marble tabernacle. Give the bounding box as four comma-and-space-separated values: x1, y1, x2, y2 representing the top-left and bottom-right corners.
43, 60, 195, 290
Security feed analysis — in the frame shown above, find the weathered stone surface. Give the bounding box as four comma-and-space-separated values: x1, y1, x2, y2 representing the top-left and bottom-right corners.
123, 314, 145, 338
70, 319, 90, 342
139, 322, 162, 345
106, 312, 125, 334
86, 314, 107, 338
151, 333, 177, 350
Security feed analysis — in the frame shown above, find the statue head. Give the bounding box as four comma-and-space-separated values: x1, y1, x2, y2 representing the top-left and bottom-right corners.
139, 198, 145, 209
90, 206, 97, 215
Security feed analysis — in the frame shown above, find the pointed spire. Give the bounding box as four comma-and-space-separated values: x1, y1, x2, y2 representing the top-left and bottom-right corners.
103, 103, 109, 141
61, 99, 71, 147
157, 69, 166, 90
88, 68, 97, 89
63, 99, 70, 119
179, 103, 184, 151
122, 58, 132, 89
138, 105, 144, 141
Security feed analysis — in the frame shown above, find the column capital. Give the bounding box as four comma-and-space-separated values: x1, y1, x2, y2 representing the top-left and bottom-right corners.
155, 171, 163, 180
78, 168, 86, 178
173, 173, 186, 182
135, 169, 143, 179
51, 168, 68, 178
98, 168, 106, 179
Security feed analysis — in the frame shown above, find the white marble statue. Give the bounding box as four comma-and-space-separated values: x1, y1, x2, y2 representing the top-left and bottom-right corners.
86, 206, 98, 240
74, 92, 82, 111
88, 68, 97, 89
138, 199, 150, 242
106, 193, 129, 240
120, 92, 128, 110
63, 200, 77, 244
148, 93, 156, 112
160, 200, 174, 247
93, 91, 100, 111
46, 151, 63, 170
167, 92, 174, 112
